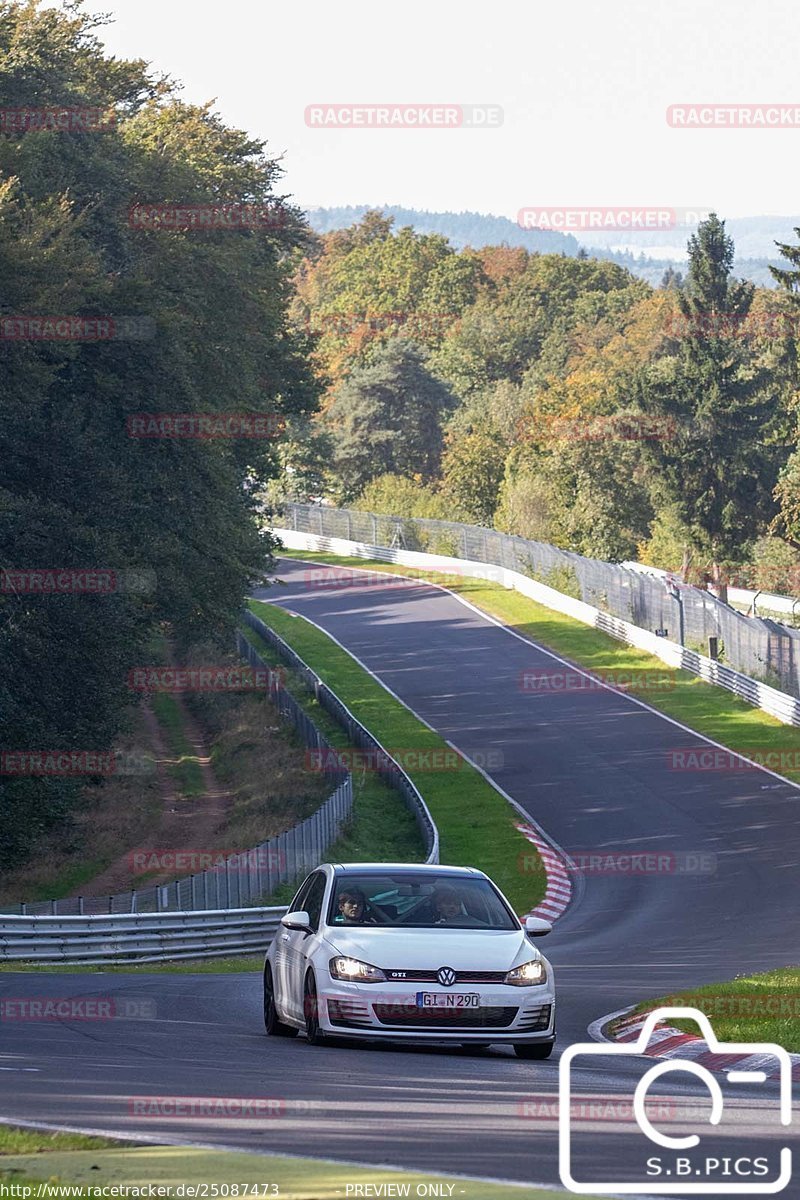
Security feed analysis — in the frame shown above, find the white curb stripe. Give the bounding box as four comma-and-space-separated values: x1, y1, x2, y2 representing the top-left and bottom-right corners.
514, 820, 574, 922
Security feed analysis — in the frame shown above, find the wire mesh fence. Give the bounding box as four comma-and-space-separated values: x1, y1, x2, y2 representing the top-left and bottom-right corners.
0, 636, 353, 916
280, 502, 800, 698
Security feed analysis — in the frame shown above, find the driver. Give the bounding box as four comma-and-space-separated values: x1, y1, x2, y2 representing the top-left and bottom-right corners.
335, 888, 377, 924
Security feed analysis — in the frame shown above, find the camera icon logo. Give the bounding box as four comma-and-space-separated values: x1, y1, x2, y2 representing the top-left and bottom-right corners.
559, 1006, 792, 1194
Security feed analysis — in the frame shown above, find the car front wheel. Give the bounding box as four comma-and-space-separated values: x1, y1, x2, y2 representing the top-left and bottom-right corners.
513, 1039, 555, 1060
303, 971, 328, 1046
263, 964, 297, 1038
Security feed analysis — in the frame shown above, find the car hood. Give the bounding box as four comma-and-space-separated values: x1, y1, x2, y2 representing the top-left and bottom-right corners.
324, 926, 539, 971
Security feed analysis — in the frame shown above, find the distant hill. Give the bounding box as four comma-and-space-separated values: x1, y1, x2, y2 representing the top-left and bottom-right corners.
307, 205, 581, 256
306, 205, 785, 288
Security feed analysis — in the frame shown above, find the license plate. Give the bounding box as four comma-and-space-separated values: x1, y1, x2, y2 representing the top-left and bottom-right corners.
416, 991, 480, 1008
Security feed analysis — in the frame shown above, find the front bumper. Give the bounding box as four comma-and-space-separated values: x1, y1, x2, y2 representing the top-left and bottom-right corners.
317, 980, 556, 1042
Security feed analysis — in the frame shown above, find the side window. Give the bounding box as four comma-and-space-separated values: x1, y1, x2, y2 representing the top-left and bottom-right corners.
289, 874, 314, 914
304, 873, 327, 931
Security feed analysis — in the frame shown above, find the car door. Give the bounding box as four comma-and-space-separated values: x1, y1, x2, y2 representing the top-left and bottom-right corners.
285, 871, 327, 1021
274, 874, 313, 1018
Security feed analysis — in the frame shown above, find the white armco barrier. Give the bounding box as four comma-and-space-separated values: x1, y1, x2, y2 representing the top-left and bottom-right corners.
274, 529, 800, 729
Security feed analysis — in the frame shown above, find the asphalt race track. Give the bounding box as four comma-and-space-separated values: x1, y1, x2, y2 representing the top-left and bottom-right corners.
2, 558, 799, 1196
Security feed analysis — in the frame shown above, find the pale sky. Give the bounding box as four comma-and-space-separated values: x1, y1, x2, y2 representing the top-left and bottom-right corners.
82, 0, 800, 222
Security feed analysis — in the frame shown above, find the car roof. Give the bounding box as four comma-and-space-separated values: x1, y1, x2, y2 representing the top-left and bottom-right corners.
329, 862, 483, 876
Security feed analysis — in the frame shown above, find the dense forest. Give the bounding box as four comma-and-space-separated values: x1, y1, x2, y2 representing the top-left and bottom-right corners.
283, 209, 800, 599
0, 2, 317, 867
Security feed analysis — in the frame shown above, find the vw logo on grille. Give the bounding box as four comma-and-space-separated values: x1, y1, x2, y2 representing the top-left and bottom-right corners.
437, 966, 456, 987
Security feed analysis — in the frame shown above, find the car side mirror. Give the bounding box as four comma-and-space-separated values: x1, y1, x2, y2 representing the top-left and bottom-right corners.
524, 916, 552, 937
281, 910, 312, 932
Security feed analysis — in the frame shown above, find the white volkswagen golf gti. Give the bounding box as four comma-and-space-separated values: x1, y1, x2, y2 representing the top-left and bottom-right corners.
263, 862, 555, 1058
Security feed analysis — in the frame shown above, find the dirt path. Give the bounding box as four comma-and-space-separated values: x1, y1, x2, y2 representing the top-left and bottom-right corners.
77, 696, 235, 898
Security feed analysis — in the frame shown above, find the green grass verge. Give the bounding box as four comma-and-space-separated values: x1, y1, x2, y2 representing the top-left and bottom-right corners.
0, 956, 264, 974
616, 965, 800, 1053
150, 693, 206, 797
0, 1126, 121, 1154
240, 625, 424, 893
0, 1137, 598, 1199
277, 551, 800, 785
247, 599, 547, 915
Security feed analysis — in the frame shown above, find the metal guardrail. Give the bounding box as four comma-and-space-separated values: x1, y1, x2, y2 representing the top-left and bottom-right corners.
0, 907, 286, 964
241, 610, 440, 865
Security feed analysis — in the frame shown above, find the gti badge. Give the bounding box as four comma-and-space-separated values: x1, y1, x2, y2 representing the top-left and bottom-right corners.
437, 966, 456, 987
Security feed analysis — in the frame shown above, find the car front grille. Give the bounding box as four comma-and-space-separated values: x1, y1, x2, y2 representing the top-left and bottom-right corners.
372, 1003, 518, 1029
382, 969, 508, 984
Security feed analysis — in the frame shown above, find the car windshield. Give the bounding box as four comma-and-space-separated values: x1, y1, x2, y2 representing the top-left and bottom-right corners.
327, 873, 519, 930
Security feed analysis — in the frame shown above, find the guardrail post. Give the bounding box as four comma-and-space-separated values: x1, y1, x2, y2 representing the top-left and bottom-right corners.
191, 874, 198, 909
264, 845, 272, 900
78, 897, 84, 916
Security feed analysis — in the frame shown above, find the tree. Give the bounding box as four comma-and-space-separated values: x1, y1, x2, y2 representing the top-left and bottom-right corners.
638, 215, 784, 600
766, 228, 800, 553
441, 429, 506, 526
660, 266, 684, 290
292, 211, 483, 389
0, 1, 317, 870
356, 474, 456, 521
325, 341, 455, 499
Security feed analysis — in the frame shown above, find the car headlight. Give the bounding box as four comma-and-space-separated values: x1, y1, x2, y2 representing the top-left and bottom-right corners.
329, 956, 386, 983
505, 959, 546, 986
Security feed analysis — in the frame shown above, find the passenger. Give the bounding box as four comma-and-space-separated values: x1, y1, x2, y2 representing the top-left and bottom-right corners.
432, 885, 470, 925
335, 888, 377, 924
